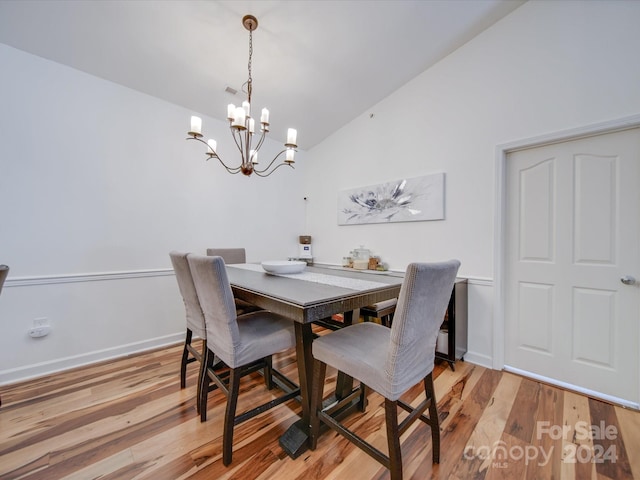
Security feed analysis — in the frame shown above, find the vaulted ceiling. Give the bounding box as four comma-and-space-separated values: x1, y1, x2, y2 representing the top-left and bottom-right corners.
0, 0, 524, 148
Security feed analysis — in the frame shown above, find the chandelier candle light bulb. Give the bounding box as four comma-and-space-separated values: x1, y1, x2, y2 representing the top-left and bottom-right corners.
185, 14, 298, 177
287, 128, 297, 146
190, 116, 202, 136
286, 149, 295, 163
233, 107, 246, 128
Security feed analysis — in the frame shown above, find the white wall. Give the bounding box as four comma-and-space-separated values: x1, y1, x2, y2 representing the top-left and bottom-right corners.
303, 0, 640, 366
3, 0, 640, 383
0, 44, 306, 384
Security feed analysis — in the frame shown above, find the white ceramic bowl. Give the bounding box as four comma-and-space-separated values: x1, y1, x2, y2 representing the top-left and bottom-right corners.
261, 260, 306, 274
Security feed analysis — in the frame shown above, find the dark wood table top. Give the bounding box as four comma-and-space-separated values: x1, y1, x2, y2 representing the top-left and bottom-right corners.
225, 264, 404, 323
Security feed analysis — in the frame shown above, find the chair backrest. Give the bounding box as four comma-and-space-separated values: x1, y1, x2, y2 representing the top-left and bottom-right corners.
384, 260, 460, 396
0, 265, 9, 296
205, 248, 246, 264
169, 252, 206, 338
187, 254, 240, 366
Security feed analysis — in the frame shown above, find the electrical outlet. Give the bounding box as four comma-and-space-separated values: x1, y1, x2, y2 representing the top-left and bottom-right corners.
29, 325, 51, 338
29, 317, 51, 338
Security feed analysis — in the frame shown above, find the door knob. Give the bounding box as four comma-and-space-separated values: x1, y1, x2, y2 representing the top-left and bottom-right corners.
621, 275, 636, 285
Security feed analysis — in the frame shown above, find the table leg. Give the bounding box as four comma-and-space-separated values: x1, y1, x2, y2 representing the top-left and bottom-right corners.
334, 310, 355, 399
279, 322, 314, 458
321, 309, 366, 420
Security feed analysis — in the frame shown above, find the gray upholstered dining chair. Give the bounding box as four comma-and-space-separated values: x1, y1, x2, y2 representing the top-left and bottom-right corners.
206, 247, 261, 315
309, 260, 460, 480
169, 251, 208, 414
0, 265, 8, 295
0, 265, 8, 407
188, 254, 300, 466
205, 248, 246, 264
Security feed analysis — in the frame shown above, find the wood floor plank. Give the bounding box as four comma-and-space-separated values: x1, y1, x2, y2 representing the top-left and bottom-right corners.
1, 342, 638, 480
484, 432, 528, 480
425, 368, 503, 478
524, 383, 564, 480
616, 405, 640, 479
561, 390, 597, 480
504, 378, 541, 444
588, 397, 634, 480
448, 371, 522, 479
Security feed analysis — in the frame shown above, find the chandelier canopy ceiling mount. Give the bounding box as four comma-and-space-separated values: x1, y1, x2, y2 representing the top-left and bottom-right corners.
186, 14, 298, 177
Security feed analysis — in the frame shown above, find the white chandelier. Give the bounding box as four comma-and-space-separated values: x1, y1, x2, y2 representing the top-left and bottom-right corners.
187, 15, 297, 177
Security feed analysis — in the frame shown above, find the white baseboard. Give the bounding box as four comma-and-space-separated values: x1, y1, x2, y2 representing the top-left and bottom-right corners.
463, 351, 494, 369
504, 366, 640, 411
0, 332, 184, 386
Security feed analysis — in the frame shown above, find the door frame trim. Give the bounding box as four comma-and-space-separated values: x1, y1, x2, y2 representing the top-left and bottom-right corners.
493, 113, 640, 375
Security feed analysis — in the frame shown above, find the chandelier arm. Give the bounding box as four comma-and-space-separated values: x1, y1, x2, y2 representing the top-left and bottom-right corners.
253, 149, 290, 174
186, 135, 221, 157
253, 129, 267, 152
213, 150, 243, 173
244, 128, 253, 165
231, 127, 245, 155
186, 135, 209, 147
186, 136, 245, 172
253, 161, 295, 178
217, 158, 243, 174
216, 156, 243, 172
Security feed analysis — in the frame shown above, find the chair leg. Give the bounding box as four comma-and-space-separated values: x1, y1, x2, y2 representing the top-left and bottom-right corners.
180, 329, 193, 389
195, 339, 207, 415
223, 368, 241, 466
385, 399, 403, 480
358, 382, 368, 412
200, 347, 213, 422
309, 359, 327, 450
424, 373, 440, 463
264, 355, 274, 390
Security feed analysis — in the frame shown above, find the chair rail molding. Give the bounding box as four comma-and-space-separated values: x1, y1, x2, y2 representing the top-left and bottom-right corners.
4, 268, 175, 287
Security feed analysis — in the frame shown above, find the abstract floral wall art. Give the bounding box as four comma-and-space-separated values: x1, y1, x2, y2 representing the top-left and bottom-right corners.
338, 173, 445, 225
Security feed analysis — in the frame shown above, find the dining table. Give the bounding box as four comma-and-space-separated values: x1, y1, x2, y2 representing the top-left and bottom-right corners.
225, 263, 404, 459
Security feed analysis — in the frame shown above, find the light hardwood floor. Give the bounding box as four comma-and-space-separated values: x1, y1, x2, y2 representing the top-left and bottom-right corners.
1, 337, 639, 479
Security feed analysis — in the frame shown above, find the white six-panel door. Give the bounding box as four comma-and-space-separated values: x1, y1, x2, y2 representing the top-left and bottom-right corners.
505, 128, 640, 406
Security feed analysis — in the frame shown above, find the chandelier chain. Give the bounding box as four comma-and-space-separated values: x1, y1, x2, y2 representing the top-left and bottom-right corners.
247, 28, 253, 103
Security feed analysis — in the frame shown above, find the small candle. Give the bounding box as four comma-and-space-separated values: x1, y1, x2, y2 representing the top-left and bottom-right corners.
190, 116, 202, 135
261, 108, 269, 123
227, 104, 235, 120
287, 128, 297, 145
286, 149, 295, 162
248, 118, 255, 134
207, 139, 217, 154
242, 101, 250, 116
232, 107, 246, 127
249, 149, 258, 164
